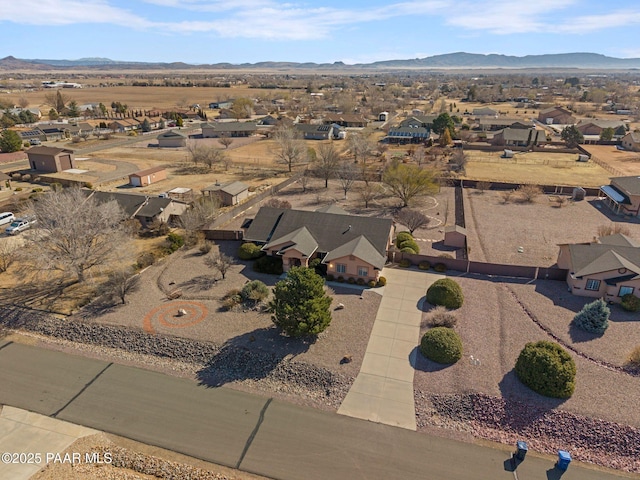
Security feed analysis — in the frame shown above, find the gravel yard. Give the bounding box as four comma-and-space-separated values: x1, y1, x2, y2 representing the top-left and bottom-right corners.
463, 189, 640, 265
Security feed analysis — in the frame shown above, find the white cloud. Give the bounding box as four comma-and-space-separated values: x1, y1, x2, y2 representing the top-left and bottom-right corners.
556, 10, 640, 34
0, 0, 154, 28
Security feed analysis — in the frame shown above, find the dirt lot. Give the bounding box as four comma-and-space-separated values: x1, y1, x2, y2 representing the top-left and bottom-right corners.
463, 189, 640, 266
582, 145, 640, 176
414, 274, 640, 429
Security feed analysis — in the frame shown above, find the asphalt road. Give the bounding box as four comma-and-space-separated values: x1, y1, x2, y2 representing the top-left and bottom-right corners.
0, 340, 635, 480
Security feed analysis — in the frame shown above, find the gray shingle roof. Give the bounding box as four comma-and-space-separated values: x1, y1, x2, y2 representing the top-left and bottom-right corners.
323, 235, 386, 269
26, 146, 73, 156
244, 206, 392, 266
611, 176, 640, 196
314, 204, 348, 215
135, 197, 172, 217
201, 122, 257, 132
203, 181, 248, 196
265, 226, 318, 257
568, 241, 640, 278
157, 130, 186, 139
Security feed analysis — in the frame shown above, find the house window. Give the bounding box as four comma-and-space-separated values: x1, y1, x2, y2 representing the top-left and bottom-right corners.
358, 266, 369, 277
619, 286, 634, 297
585, 279, 601, 291
336, 264, 346, 274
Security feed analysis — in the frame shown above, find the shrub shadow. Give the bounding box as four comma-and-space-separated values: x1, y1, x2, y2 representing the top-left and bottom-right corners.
196, 327, 313, 388
410, 346, 452, 372
499, 369, 567, 415
568, 322, 604, 343
179, 274, 218, 293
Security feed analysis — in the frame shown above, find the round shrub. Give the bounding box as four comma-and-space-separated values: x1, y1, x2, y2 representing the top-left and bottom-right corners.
627, 345, 640, 373
368, 280, 376, 288
396, 232, 413, 244
399, 259, 411, 268
253, 255, 283, 274
426, 278, 464, 309
309, 258, 322, 269
419, 327, 463, 364
238, 242, 262, 260
573, 298, 610, 334
433, 262, 447, 273
515, 341, 576, 399
418, 261, 430, 270
398, 239, 420, 254
326, 274, 335, 282
400, 246, 418, 254
347, 277, 356, 284
241, 280, 269, 304
337, 276, 345, 283
621, 294, 640, 312
376, 276, 387, 287
166, 232, 184, 253
356, 278, 366, 286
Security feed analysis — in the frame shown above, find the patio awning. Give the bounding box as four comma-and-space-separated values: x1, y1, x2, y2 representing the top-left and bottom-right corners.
600, 185, 630, 204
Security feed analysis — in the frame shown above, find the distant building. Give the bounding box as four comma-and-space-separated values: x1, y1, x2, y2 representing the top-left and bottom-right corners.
157, 130, 187, 148
27, 146, 76, 173
129, 167, 167, 187
202, 181, 249, 206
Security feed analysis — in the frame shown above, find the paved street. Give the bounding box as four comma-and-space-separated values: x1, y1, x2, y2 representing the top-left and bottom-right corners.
0, 340, 635, 480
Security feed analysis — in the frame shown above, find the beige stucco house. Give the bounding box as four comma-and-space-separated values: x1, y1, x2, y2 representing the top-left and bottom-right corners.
202, 181, 249, 206
621, 132, 640, 152
557, 234, 640, 303
244, 206, 394, 282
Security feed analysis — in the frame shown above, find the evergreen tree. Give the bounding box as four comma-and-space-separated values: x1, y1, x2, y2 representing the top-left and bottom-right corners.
0, 129, 23, 153
176, 116, 184, 127
141, 118, 151, 132
573, 298, 610, 334
561, 125, 584, 148
269, 266, 332, 337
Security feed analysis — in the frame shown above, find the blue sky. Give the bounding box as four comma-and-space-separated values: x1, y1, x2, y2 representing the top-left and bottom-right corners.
2, 0, 640, 64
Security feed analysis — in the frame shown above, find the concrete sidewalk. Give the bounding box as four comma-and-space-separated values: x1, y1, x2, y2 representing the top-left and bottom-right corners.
0, 406, 97, 479
338, 267, 443, 429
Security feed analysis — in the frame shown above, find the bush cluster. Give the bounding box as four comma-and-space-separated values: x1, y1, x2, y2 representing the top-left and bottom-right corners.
396, 232, 419, 254
399, 259, 411, 268
238, 242, 263, 260
573, 298, 610, 334
418, 261, 430, 270
433, 262, 447, 273
376, 276, 387, 287
253, 255, 283, 275
627, 345, 640, 372
426, 278, 464, 309
166, 232, 184, 253
240, 280, 269, 305
326, 274, 335, 282
621, 294, 640, 312
515, 341, 576, 399
222, 288, 242, 310
419, 327, 463, 364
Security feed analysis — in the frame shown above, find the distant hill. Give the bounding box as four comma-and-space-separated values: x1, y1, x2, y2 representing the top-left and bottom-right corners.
3, 52, 640, 71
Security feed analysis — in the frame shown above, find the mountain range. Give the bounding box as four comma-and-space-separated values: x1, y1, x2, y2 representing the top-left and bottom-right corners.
2, 52, 640, 70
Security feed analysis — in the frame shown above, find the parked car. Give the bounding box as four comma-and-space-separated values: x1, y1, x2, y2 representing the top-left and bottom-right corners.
29, 139, 42, 146
5, 216, 36, 235
0, 212, 14, 227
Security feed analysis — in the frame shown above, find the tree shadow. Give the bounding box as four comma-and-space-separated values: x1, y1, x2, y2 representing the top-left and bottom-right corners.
76, 298, 120, 320
410, 346, 452, 372
179, 274, 218, 293
0, 279, 80, 312
568, 322, 604, 343
497, 370, 567, 431
196, 327, 313, 388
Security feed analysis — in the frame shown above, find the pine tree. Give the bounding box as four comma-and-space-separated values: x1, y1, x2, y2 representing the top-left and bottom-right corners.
269, 266, 332, 337
573, 298, 610, 334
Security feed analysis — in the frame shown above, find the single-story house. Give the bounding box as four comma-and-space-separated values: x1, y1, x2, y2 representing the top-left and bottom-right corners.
36, 123, 67, 141
202, 181, 249, 206
258, 115, 278, 126
621, 132, 640, 152
386, 126, 430, 144
243, 206, 394, 281
26, 146, 76, 173
201, 122, 257, 138
322, 114, 368, 128
129, 167, 167, 187
599, 176, 640, 216
478, 118, 533, 131
294, 123, 337, 140
19, 129, 47, 143
157, 130, 187, 148
576, 120, 627, 142
87, 190, 189, 227
557, 233, 640, 303
399, 115, 437, 129
109, 118, 140, 132
472, 107, 498, 117
491, 128, 546, 147
537, 106, 575, 125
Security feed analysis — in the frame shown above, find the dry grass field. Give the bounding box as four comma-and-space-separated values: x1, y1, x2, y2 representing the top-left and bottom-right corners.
582, 145, 640, 176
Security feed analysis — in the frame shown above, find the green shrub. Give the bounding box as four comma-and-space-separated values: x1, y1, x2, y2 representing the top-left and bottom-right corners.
368, 280, 376, 287
433, 262, 447, 273
337, 276, 345, 283
376, 276, 387, 287
253, 255, 283, 275
166, 232, 184, 252
424, 306, 458, 328
418, 261, 430, 270
238, 242, 262, 260
621, 294, 640, 312
309, 258, 322, 268
420, 327, 463, 364
400, 246, 418, 254
326, 274, 335, 282
222, 288, 242, 310
84, 182, 93, 189
15, 187, 22, 192
32, 187, 43, 193
398, 239, 420, 254
573, 298, 610, 334
356, 278, 366, 286
515, 341, 576, 399
426, 278, 464, 309
396, 232, 413, 244
347, 277, 356, 284
399, 259, 411, 268
241, 280, 269, 305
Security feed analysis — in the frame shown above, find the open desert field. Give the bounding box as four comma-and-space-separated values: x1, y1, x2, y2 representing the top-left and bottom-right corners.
582, 145, 640, 176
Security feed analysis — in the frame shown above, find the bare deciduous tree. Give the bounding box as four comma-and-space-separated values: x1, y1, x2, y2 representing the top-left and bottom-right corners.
315, 143, 341, 188
180, 196, 219, 236
101, 267, 141, 304
346, 132, 375, 164
0, 240, 17, 273
396, 209, 430, 234
25, 187, 130, 283
17, 96, 29, 109
205, 252, 235, 280
219, 136, 233, 149
265, 198, 292, 209
517, 184, 542, 203
358, 182, 383, 208
337, 162, 358, 199
412, 146, 426, 166
187, 142, 227, 170
300, 169, 311, 192
274, 126, 306, 172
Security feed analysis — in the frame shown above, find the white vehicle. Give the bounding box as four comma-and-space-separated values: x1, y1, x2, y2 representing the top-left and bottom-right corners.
5, 217, 35, 235
0, 212, 15, 227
